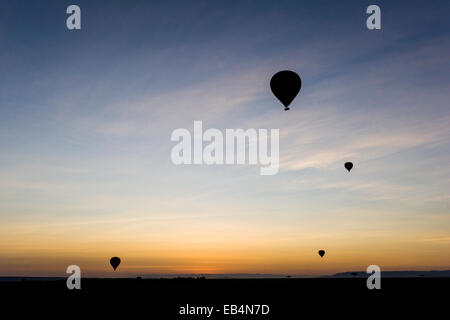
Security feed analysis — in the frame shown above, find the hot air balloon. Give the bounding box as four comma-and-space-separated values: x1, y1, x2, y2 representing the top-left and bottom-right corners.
110, 257, 121, 271
344, 162, 353, 172
318, 250, 325, 258
270, 70, 302, 111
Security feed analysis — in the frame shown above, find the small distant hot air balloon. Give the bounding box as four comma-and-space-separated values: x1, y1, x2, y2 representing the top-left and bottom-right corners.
110, 257, 121, 271
344, 162, 353, 172
270, 70, 302, 111
318, 250, 325, 258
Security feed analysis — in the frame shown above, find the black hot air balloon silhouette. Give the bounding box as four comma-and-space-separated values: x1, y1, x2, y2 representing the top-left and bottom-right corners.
270, 70, 302, 111
318, 250, 325, 258
344, 162, 353, 172
110, 257, 121, 271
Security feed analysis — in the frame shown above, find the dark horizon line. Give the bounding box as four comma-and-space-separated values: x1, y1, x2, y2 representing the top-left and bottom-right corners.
1, 269, 450, 281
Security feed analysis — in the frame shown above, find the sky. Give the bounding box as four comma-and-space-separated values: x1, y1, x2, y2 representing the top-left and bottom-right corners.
0, 0, 449, 277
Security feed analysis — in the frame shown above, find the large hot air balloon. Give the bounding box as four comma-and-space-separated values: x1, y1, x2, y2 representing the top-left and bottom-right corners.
110, 257, 121, 271
344, 162, 353, 172
318, 250, 325, 258
270, 70, 302, 111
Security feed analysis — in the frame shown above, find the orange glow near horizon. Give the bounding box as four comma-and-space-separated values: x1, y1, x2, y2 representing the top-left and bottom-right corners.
1, 216, 449, 277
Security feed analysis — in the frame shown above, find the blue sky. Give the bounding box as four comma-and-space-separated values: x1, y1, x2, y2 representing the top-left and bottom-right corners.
0, 0, 449, 276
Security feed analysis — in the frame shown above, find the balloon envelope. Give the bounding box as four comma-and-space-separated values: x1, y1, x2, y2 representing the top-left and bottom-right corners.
344, 162, 353, 172
318, 250, 325, 258
110, 257, 121, 271
270, 70, 301, 111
